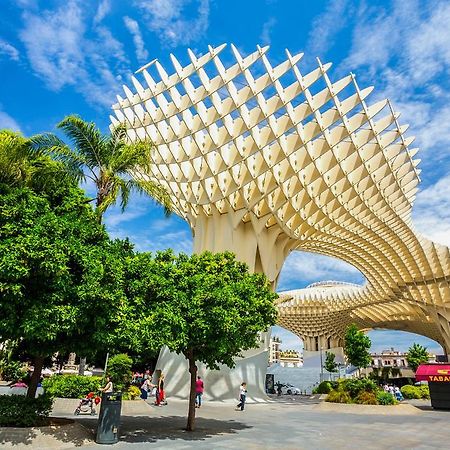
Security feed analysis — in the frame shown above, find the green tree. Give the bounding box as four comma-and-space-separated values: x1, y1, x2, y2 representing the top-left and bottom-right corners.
0, 130, 31, 187
107, 354, 133, 392
0, 130, 71, 191
31, 116, 172, 374
406, 343, 429, 372
0, 183, 133, 397
30, 115, 171, 220
344, 324, 371, 375
31, 116, 171, 221
324, 351, 338, 380
126, 250, 278, 431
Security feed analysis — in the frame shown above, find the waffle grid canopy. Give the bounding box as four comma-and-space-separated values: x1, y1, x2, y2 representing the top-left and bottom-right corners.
112, 44, 450, 353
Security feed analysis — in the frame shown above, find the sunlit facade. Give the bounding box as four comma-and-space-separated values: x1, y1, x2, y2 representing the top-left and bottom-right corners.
112, 44, 450, 398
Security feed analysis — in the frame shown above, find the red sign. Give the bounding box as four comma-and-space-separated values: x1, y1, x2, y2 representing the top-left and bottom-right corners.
416, 364, 450, 382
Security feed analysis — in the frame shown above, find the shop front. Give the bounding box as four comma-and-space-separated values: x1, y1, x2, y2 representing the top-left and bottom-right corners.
416, 364, 450, 410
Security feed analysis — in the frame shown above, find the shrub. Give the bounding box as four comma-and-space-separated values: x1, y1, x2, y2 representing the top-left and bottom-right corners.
326, 389, 352, 404
314, 381, 333, 394
376, 391, 396, 405
419, 385, 430, 399
343, 378, 378, 398
354, 391, 378, 405
0, 360, 27, 382
42, 375, 102, 398
401, 385, 421, 399
0, 394, 53, 427
107, 354, 133, 392
123, 385, 141, 400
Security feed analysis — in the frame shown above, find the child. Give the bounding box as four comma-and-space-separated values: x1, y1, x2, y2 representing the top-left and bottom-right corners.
235, 382, 247, 411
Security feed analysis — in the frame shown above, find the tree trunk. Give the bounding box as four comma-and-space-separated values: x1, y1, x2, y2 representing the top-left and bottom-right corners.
186, 352, 197, 432
78, 357, 86, 376
27, 356, 44, 399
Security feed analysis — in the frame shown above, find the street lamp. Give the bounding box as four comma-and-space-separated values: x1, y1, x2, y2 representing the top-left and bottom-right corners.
320, 345, 324, 383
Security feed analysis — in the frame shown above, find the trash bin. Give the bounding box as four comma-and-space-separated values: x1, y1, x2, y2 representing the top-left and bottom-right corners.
95, 392, 122, 444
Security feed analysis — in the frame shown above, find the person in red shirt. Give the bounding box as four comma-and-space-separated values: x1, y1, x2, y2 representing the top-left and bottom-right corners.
195, 376, 204, 408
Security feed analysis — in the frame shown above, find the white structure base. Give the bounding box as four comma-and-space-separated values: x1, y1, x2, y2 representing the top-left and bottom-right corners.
154, 345, 269, 402
302, 347, 345, 368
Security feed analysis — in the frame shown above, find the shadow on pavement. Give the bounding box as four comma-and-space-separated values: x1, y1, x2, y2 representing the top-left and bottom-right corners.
78, 415, 252, 444
0, 418, 90, 448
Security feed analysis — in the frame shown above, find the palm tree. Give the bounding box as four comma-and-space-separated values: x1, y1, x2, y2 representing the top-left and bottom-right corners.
0, 129, 70, 191
31, 115, 171, 222
31, 116, 172, 375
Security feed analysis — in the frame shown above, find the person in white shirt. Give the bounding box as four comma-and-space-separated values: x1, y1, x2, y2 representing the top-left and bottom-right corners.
235, 382, 247, 411
101, 376, 113, 393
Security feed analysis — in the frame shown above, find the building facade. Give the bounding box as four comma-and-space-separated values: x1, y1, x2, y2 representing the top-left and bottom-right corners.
113, 44, 450, 399
371, 348, 436, 368
269, 336, 282, 365
279, 350, 303, 368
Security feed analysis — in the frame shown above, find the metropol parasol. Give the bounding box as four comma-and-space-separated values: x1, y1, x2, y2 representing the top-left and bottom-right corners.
111, 44, 450, 399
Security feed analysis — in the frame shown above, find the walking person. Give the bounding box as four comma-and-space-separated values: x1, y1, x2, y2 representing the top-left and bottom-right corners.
195, 375, 204, 408
235, 382, 247, 411
276, 382, 282, 397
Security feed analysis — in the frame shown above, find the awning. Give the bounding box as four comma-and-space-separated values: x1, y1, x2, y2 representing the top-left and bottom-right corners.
416, 364, 450, 382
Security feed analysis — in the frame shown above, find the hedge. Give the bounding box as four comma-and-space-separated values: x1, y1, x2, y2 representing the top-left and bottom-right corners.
0, 394, 53, 427
313, 381, 333, 394
42, 375, 102, 399
401, 384, 430, 399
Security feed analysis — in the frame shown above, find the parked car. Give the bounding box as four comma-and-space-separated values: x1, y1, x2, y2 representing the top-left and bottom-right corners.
281, 383, 301, 395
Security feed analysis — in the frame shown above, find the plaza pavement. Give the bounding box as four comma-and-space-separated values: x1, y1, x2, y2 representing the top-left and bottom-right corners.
1, 396, 449, 449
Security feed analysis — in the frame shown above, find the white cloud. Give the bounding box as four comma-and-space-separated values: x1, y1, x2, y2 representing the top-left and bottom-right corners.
104, 201, 149, 228
412, 173, 450, 247
339, 0, 450, 167
134, 0, 209, 48
306, 0, 349, 57
18, 0, 129, 108
0, 39, 20, 61
307, 0, 353, 57
94, 0, 111, 24
278, 251, 365, 291
260, 17, 276, 45
0, 110, 21, 131
103, 195, 193, 255
123, 16, 149, 63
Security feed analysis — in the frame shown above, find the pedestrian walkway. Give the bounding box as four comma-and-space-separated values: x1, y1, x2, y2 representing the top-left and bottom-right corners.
1, 397, 449, 449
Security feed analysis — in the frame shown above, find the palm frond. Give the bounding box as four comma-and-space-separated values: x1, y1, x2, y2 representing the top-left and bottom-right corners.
110, 142, 153, 175
133, 178, 173, 217
57, 115, 105, 171
30, 133, 87, 183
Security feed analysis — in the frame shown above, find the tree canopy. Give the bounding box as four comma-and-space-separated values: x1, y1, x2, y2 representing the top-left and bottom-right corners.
125, 250, 278, 431
406, 343, 429, 372
344, 324, 372, 372
324, 351, 338, 377
0, 182, 133, 396
30, 115, 171, 219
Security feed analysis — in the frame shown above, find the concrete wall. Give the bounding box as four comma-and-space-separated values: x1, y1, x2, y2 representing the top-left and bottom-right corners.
153, 345, 269, 402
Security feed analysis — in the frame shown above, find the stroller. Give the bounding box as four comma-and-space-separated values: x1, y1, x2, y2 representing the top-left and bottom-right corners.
74, 392, 101, 415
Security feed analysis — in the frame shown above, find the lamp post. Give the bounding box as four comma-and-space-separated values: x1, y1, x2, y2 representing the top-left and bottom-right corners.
320, 345, 324, 383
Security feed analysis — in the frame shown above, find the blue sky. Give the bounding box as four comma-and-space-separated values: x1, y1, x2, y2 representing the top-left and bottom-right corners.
1, 0, 449, 354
